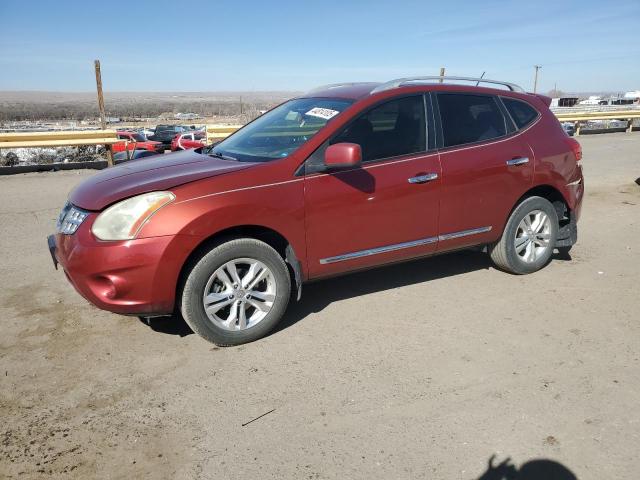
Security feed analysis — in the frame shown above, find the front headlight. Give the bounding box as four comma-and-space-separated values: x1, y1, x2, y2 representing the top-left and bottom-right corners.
92, 191, 175, 241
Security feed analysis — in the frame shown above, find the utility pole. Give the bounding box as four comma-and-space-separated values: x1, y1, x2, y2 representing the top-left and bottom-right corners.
439, 67, 445, 83
533, 65, 542, 93
94, 60, 113, 167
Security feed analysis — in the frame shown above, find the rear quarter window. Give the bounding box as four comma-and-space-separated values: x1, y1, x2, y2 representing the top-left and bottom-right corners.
436, 93, 507, 147
502, 98, 539, 129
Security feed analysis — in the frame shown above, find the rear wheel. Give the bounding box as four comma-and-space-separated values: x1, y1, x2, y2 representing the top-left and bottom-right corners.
180, 239, 291, 345
489, 196, 558, 274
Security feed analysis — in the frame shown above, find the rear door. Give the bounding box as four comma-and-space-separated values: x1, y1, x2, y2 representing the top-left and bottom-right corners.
303, 94, 442, 278
434, 92, 534, 251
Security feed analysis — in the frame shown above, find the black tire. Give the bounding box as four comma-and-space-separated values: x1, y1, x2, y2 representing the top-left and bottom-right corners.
489, 196, 559, 274
180, 238, 291, 346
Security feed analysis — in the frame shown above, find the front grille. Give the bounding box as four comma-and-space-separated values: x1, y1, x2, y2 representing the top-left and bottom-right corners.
56, 202, 89, 235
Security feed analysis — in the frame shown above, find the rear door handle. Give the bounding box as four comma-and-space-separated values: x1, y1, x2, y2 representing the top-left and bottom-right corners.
408, 173, 438, 184
506, 157, 529, 166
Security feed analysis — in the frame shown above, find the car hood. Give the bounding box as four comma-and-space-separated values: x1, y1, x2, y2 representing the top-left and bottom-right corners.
70, 149, 257, 210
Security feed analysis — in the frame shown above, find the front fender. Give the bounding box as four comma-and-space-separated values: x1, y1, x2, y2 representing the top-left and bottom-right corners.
137, 177, 308, 277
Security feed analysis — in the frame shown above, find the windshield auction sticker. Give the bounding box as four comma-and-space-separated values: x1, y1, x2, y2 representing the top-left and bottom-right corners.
305, 107, 340, 120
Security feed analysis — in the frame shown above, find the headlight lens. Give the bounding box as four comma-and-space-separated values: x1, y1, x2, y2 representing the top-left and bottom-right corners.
92, 191, 175, 241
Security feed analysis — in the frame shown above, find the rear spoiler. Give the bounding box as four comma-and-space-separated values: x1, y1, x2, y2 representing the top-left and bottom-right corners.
530, 93, 552, 107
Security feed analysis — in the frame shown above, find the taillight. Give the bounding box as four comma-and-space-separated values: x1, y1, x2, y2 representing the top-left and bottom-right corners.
565, 137, 582, 162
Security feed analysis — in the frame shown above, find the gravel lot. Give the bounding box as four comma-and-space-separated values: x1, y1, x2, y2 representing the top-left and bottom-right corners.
1, 134, 639, 479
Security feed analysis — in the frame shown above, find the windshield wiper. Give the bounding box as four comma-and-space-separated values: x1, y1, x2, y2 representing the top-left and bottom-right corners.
207, 151, 237, 161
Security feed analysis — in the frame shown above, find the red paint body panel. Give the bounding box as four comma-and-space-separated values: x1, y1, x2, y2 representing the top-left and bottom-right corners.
70, 150, 258, 210
55, 216, 200, 314
437, 131, 534, 250
52, 82, 584, 316
304, 152, 441, 278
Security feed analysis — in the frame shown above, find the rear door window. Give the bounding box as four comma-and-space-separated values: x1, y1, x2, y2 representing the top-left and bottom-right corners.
332, 95, 426, 162
436, 93, 507, 147
502, 98, 539, 129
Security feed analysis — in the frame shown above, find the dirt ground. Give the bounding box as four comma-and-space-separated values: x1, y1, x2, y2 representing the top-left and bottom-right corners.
1, 133, 639, 479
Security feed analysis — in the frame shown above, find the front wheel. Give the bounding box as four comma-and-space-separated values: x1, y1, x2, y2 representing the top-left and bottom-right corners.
489, 196, 559, 274
180, 239, 291, 345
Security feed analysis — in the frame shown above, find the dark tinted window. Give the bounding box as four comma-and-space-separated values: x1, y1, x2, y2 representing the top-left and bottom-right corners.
333, 95, 426, 162
502, 98, 539, 129
437, 94, 506, 147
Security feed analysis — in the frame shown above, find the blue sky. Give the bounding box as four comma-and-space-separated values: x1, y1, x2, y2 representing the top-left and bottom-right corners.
1, 0, 639, 93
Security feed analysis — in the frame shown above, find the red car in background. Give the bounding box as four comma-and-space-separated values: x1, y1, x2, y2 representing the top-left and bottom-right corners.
171, 131, 207, 151
113, 131, 165, 153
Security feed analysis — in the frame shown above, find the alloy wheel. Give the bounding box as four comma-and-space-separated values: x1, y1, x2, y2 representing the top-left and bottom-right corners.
514, 209, 552, 263
202, 258, 276, 331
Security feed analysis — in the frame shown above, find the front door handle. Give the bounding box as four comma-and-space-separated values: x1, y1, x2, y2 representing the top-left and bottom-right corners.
408, 173, 438, 184
506, 157, 529, 166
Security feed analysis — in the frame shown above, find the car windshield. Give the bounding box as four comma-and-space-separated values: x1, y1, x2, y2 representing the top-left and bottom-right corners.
206, 98, 353, 162
130, 133, 146, 142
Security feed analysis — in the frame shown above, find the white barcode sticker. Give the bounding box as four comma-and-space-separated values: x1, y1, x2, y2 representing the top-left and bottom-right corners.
305, 107, 340, 120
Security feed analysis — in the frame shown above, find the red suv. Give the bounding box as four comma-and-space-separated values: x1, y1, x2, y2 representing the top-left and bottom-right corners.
48, 76, 584, 345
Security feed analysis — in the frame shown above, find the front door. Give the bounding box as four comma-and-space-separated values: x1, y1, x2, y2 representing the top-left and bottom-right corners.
303, 94, 442, 278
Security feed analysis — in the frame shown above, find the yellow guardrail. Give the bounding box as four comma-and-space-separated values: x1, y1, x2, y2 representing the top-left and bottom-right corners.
205, 124, 243, 143
554, 110, 640, 135
0, 129, 121, 149
555, 110, 640, 122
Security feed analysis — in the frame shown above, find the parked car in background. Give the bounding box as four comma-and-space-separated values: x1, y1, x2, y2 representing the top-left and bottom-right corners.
562, 122, 575, 136
148, 125, 189, 149
171, 131, 207, 151
112, 131, 164, 153
113, 150, 161, 162
142, 127, 156, 138
49, 76, 583, 346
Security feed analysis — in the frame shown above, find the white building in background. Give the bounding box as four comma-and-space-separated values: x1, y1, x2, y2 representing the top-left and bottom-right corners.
578, 96, 602, 105
623, 91, 640, 100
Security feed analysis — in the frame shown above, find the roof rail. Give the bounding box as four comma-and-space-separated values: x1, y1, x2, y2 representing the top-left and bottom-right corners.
370, 76, 524, 94
306, 82, 374, 94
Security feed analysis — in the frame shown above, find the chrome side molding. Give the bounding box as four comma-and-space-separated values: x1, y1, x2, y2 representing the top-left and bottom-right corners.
319, 226, 492, 264
319, 236, 438, 264
438, 226, 492, 241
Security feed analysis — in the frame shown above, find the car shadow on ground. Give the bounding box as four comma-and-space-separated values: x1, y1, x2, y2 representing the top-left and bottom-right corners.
139, 249, 572, 339
275, 248, 572, 335
475, 455, 577, 479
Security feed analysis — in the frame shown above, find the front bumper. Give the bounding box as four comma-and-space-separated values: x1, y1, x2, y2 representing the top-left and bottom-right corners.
48, 222, 200, 315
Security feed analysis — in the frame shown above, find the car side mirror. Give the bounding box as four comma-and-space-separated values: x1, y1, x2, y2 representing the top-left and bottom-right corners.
324, 142, 362, 170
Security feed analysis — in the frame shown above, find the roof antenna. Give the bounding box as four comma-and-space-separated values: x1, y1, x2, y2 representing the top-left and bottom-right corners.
475, 72, 486, 86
